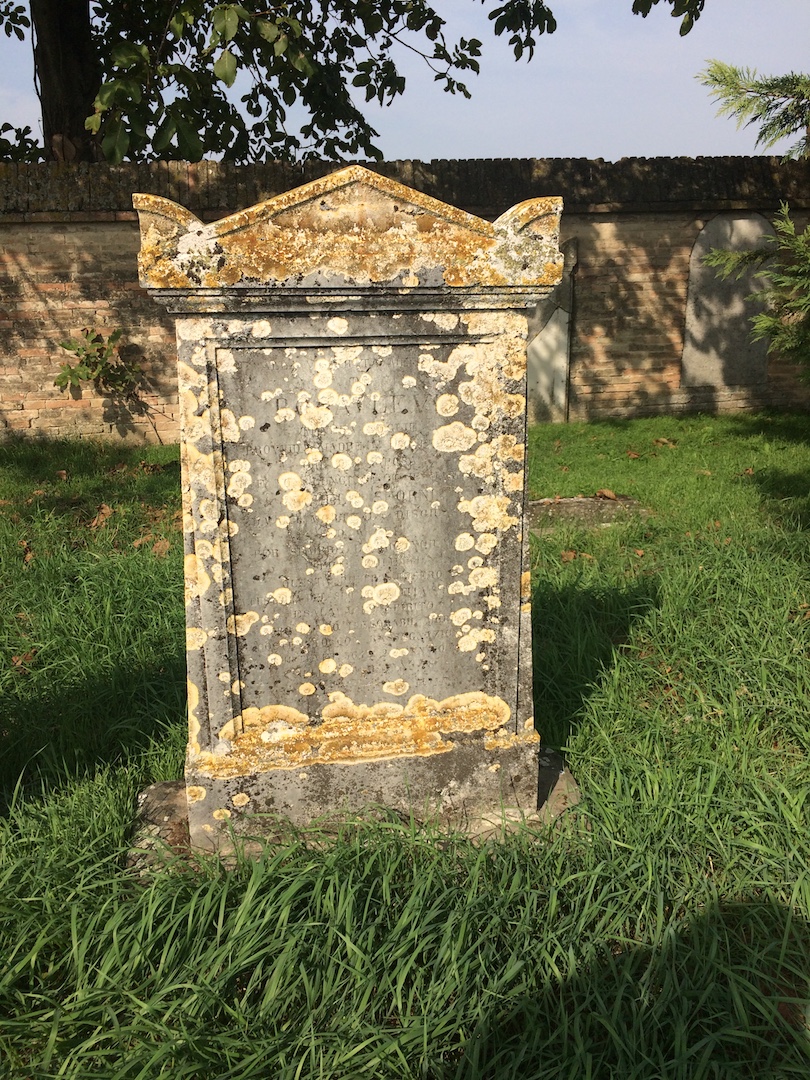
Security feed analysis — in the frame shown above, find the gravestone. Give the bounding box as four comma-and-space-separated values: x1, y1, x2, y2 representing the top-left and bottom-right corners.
135, 166, 563, 849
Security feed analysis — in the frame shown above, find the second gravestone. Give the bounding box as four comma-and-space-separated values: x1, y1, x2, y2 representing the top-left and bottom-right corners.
135, 166, 563, 849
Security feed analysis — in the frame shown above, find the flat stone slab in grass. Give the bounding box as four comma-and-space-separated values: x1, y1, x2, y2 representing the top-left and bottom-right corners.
529, 495, 650, 531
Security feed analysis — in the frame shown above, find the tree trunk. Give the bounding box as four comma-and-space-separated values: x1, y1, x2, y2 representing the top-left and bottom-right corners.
30, 0, 102, 161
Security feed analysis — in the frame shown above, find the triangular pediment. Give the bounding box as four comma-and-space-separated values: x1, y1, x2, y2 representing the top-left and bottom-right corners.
135, 165, 562, 290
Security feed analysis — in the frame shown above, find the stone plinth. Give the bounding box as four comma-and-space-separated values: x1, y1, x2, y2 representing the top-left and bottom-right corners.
135, 166, 563, 849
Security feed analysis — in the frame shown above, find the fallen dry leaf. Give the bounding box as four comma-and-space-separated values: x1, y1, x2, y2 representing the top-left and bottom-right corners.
626, 451, 640, 460
595, 489, 617, 501
133, 533, 154, 549
634, 549, 645, 557
743, 467, 755, 476
19, 540, 34, 564
89, 503, 113, 529
11, 649, 37, 672
697, 469, 712, 476
561, 550, 577, 563
152, 538, 170, 558
55, 470, 68, 481
653, 438, 677, 448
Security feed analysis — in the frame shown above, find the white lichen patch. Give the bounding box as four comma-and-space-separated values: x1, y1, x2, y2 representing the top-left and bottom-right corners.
296, 622, 311, 634
450, 608, 473, 626
363, 420, 389, 437
232, 792, 250, 808
227, 611, 260, 637
504, 470, 524, 493
275, 515, 291, 529
455, 533, 475, 552
390, 432, 411, 450
469, 566, 499, 589
330, 563, 345, 577
367, 451, 383, 465
300, 403, 333, 430
259, 625, 274, 636
275, 407, 296, 423
319, 624, 333, 635
304, 447, 323, 463
458, 495, 518, 533
331, 453, 353, 472
457, 627, 497, 652
283, 489, 312, 513
459, 443, 496, 480
372, 501, 389, 515
327, 316, 349, 335
394, 537, 410, 553
186, 626, 208, 651
436, 394, 459, 417
267, 654, 282, 665
432, 421, 477, 453
220, 408, 240, 443
251, 319, 272, 337
362, 554, 378, 568
383, 679, 409, 696
316, 505, 336, 524
238, 415, 255, 430
298, 682, 317, 696
184, 553, 212, 600
346, 515, 362, 530
475, 533, 499, 555
373, 582, 400, 605
402, 375, 417, 388
339, 664, 354, 677
270, 587, 292, 605
346, 491, 364, 508
319, 659, 337, 674
363, 527, 391, 553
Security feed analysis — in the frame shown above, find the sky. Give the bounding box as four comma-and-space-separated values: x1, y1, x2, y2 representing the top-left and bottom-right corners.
0, 0, 808, 162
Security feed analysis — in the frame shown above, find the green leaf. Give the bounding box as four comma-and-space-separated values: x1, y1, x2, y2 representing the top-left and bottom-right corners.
101, 118, 130, 164
213, 49, 238, 87
152, 114, 177, 153
176, 118, 203, 161
256, 19, 279, 43
290, 51, 315, 77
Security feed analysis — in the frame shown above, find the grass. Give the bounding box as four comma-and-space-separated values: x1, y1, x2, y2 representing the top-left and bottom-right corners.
2, 414, 810, 1078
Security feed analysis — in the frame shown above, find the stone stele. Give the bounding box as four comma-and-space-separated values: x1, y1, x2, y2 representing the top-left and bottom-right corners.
134, 165, 563, 850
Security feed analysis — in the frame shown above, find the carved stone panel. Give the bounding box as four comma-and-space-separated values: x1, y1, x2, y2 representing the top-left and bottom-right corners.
135, 166, 563, 848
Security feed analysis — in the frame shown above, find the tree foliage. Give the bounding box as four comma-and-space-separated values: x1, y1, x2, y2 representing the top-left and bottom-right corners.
0, 0, 707, 164
700, 60, 810, 160
701, 59, 810, 372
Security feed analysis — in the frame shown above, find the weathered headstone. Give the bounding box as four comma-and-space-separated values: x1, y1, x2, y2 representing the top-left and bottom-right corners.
135, 166, 563, 849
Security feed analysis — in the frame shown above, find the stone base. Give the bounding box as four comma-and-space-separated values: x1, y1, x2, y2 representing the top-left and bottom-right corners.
186, 732, 541, 852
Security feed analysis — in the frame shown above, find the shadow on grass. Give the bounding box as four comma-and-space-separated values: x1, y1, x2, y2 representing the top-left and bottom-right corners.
0, 653, 186, 807
532, 577, 659, 750
0, 434, 180, 519
449, 897, 810, 1079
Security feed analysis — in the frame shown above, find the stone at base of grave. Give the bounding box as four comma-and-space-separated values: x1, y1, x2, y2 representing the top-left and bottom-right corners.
186, 715, 540, 847
134, 165, 563, 850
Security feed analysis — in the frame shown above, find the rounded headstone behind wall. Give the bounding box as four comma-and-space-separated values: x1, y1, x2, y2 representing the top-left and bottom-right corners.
682, 213, 774, 389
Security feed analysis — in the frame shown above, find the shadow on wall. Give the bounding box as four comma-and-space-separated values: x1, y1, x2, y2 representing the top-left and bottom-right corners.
558, 208, 810, 421
531, 574, 659, 750
0, 224, 176, 442
451, 897, 810, 1078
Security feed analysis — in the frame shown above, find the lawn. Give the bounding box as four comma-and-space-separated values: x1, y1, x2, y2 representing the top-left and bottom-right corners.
2, 413, 810, 1078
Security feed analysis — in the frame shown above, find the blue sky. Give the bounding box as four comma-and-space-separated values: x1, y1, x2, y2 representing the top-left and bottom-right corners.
1, 0, 808, 162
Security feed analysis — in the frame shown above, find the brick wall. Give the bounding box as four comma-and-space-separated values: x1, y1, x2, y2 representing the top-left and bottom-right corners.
2, 158, 809, 441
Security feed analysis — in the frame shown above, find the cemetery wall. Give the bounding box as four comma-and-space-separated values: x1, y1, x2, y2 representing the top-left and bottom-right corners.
2, 157, 810, 442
